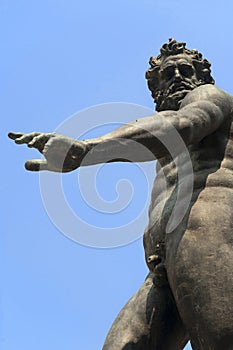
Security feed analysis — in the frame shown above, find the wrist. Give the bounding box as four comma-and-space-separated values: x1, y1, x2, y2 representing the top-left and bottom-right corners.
81, 138, 106, 166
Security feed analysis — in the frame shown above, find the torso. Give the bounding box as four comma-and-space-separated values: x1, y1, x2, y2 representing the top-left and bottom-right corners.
143, 93, 233, 286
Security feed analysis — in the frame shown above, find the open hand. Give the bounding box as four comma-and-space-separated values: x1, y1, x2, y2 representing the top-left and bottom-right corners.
8, 131, 86, 172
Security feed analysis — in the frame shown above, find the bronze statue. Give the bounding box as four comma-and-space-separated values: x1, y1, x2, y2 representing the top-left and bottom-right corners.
8, 39, 233, 349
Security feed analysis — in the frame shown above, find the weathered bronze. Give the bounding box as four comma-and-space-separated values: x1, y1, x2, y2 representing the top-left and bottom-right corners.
8, 39, 233, 349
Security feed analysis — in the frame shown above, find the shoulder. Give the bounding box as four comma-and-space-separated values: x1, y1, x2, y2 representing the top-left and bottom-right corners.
180, 84, 233, 110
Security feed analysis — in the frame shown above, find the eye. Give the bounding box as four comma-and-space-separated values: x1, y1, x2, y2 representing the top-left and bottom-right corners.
179, 64, 194, 78
162, 66, 174, 81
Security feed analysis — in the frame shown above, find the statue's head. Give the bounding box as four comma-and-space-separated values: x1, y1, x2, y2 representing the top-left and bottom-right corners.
146, 38, 215, 111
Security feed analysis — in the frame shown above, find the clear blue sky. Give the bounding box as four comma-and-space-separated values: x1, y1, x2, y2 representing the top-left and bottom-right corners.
3, 1, 233, 349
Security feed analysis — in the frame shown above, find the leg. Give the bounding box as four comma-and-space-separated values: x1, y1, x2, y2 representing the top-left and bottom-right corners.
103, 272, 189, 350
169, 207, 233, 350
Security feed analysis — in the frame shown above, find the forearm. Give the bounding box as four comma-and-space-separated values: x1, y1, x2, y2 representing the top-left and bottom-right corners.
79, 112, 177, 166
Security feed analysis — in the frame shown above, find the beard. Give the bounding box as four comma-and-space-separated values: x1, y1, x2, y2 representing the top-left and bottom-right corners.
155, 80, 200, 112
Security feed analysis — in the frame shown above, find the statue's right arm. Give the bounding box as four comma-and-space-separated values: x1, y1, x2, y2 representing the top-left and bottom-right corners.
82, 85, 233, 166
8, 84, 233, 172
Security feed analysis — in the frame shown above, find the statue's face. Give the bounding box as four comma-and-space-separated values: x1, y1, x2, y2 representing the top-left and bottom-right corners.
157, 54, 200, 110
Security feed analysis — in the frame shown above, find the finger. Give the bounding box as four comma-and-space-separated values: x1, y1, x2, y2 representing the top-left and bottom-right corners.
28, 136, 41, 148
25, 159, 49, 171
14, 132, 41, 144
8, 132, 24, 140
27, 134, 49, 151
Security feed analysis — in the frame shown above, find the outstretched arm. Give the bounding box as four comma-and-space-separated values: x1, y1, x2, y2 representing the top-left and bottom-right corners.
85, 85, 233, 164
8, 85, 233, 172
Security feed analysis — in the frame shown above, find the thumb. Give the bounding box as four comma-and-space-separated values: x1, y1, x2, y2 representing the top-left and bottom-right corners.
25, 159, 49, 171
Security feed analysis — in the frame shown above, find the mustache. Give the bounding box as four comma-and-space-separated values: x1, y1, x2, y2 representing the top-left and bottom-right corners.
167, 81, 196, 95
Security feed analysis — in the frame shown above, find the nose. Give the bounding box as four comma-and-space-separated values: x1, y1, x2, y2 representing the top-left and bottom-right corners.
174, 67, 182, 81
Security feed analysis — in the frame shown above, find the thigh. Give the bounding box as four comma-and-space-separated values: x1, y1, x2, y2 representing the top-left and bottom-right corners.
103, 272, 189, 350
171, 224, 233, 350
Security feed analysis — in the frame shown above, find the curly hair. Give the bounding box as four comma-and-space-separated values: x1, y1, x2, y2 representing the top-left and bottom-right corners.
146, 38, 215, 111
